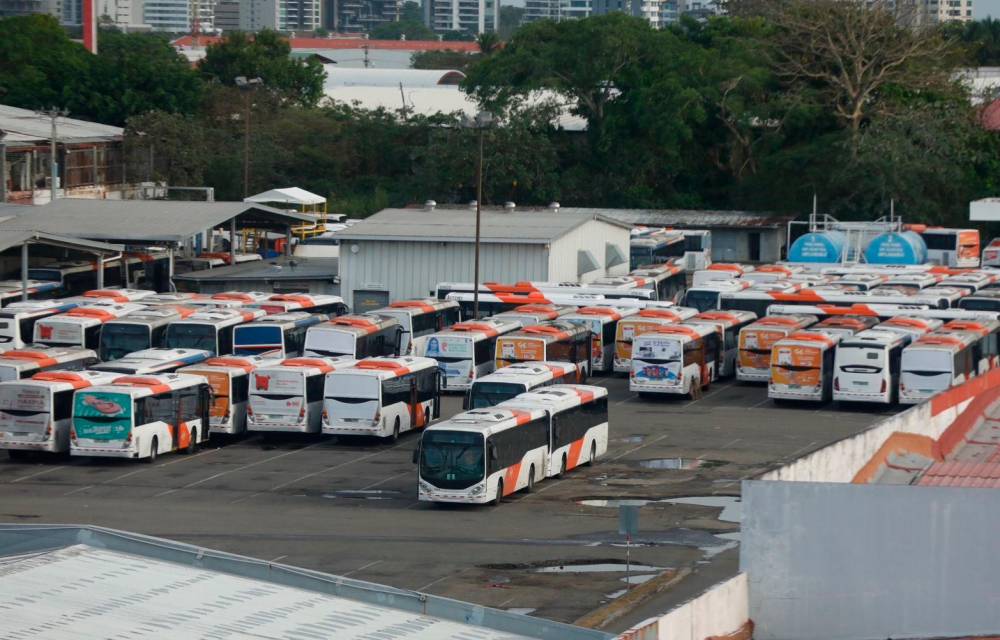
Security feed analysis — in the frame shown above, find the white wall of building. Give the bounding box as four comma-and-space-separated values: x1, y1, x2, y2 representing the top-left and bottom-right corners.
547, 218, 630, 283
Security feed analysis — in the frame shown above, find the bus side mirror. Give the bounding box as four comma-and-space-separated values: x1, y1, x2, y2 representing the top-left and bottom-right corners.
412, 447, 419, 464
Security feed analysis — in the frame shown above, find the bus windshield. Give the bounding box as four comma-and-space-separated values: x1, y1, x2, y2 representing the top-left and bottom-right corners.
234, 326, 283, 356
683, 290, 719, 312
165, 324, 218, 353
468, 381, 525, 409
304, 330, 355, 357
100, 324, 151, 361
420, 430, 485, 489
72, 391, 133, 441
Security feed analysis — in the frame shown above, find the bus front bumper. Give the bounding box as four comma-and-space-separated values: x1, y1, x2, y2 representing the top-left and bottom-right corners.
418, 481, 488, 504
248, 420, 312, 433
834, 390, 891, 404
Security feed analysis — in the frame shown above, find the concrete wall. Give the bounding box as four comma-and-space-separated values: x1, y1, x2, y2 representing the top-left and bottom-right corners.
338, 239, 549, 309
709, 229, 784, 263
618, 574, 750, 640
548, 219, 631, 283
742, 480, 1000, 640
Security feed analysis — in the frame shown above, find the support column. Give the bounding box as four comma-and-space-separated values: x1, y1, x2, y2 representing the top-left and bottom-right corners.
229, 218, 237, 264
285, 226, 293, 256
167, 245, 175, 292
96, 252, 104, 289
21, 243, 28, 302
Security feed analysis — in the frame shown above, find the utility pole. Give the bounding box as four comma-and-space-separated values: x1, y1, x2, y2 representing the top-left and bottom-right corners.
362, 44, 370, 68
39, 108, 68, 201
235, 76, 263, 198
0, 128, 7, 204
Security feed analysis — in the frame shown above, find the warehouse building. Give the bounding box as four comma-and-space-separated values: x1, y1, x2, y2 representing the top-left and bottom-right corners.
336, 205, 632, 311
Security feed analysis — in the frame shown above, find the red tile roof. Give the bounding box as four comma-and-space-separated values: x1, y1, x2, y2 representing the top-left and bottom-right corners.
172, 35, 479, 53
981, 98, 1000, 131
917, 461, 1000, 488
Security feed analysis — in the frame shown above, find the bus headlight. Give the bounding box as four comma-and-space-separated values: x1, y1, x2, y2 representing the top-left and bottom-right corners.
418, 480, 434, 493
469, 483, 484, 496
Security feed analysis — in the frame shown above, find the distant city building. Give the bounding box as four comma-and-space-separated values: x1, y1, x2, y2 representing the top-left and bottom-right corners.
926, 0, 972, 22
213, 0, 239, 30
144, 0, 215, 32
523, 0, 591, 21
428, 0, 498, 34
0, 0, 46, 18
324, 0, 401, 33
240, 0, 321, 31
97, 0, 147, 29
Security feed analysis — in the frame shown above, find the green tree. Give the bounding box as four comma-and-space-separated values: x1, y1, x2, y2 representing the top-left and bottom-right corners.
442, 30, 475, 41
411, 49, 480, 71
0, 14, 92, 113
199, 30, 325, 107
400, 1, 423, 23
946, 17, 1000, 66
370, 19, 437, 41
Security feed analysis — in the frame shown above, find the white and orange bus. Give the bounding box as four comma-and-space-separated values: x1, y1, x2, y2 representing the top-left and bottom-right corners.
304, 314, 403, 359
613, 307, 699, 374
810, 316, 880, 340
0, 346, 99, 382
737, 315, 818, 382
164, 307, 267, 356
374, 299, 460, 355
900, 332, 981, 404
920, 228, 980, 268
465, 361, 579, 409
33, 303, 147, 350
492, 304, 576, 329
833, 329, 911, 405
685, 310, 758, 378
0, 370, 121, 456
98, 306, 198, 362
248, 357, 357, 434
71, 373, 212, 461
495, 322, 593, 380
417, 319, 523, 390
768, 331, 841, 402
0, 300, 79, 351
875, 316, 943, 341
629, 323, 720, 398
179, 355, 284, 435
561, 306, 638, 373
249, 293, 348, 317
322, 356, 440, 441
79, 288, 156, 304
937, 318, 1000, 374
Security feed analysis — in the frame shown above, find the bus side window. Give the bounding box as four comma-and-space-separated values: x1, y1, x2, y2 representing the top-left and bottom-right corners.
151, 325, 167, 347
889, 346, 902, 376
683, 340, 702, 367
147, 392, 175, 425
725, 327, 738, 349
232, 374, 249, 404
417, 368, 436, 402
19, 318, 34, 344
178, 386, 200, 424
474, 340, 491, 366
52, 389, 74, 421
306, 375, 324, 403
85, 325, 101, 350
287, 327, 306, 357
220, 327, 233, 355
373, 332, 387, 356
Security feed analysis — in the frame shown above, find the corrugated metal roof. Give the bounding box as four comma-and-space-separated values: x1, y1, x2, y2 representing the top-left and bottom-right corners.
596, 208, 795, 229
0, 200, 314, 245
0, 105, 123, 148
917, 461, 1000, 488
0, 544, 533, 639
174, 256, 338, 282
0, 229, 123, 255
336, 207, 630, 244
325, 67, 466, 88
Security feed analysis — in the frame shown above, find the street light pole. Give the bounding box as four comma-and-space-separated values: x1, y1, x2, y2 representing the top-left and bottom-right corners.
235, 76, 263, 199
0, 128, 7, 204
39, 108, 68, 200
470, 111, 492, 320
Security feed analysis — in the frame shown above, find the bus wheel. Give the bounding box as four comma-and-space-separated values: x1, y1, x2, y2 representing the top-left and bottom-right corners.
147, 438, 158, 464
185, 429, 198, 455
586, 442, 597, 466
492, 480, 503, 506
7, 450, 26, 461
389, 417, 401, 443
526, 465, 535, 493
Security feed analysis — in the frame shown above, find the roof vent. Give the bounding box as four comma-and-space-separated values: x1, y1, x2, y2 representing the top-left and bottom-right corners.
503, 201, 516, 212
424, 200, 437, 211
549, 202, 560, 210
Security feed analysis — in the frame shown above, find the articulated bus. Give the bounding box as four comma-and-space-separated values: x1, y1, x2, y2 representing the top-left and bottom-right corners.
33, 303, 147, 350
164, 308, 267, 356
98, 307, 197, 361
613, 307, 699, 374
810, 316, 880, 340
498, 384, 609, 478
743, 264, 807, 283
248, 357, 356, 433
465, 361, 579, 409
762, 304, 1000, 322
71, 373, 212, 461
630, 324, 720, 398
685, 310, 758, 378
900, 332, 981, 404
232, 313, 328, 358
937, 272, 998, 293
492, 304, 576, 329
0, 347, 99, 382
0, 280, 62, 306
561, 306, 638, 373
878, 273, 942, 292
833, 329, 910, 405
938, 319, 1000, 374
374, 299, 460, 355
767, 331, 841, 403
179, 355, 284, 435
322, 356, 440, 440
304, 315, 403, 359
720, 290, 953, 318
92, 348, 213, 376
495, 322, 592, 380
249, 293, 348, 317
0, 300, 79, 351
417, 319, 523, 390
737, 315, 818, 382
0, 370, 121, 457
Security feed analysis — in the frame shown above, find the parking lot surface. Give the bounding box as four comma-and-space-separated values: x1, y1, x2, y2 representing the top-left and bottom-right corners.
0, 374, 897, 631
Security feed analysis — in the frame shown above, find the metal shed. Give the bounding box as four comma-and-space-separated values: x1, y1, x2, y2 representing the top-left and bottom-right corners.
335, 206, 632, 310
173, 256, 339, 295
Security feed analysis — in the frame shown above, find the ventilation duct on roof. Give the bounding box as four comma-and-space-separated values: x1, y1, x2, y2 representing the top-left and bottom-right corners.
578, 249, 600, 276
605, 242, 626, 269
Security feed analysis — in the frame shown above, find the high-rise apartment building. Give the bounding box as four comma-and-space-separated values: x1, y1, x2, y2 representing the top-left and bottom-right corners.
240, 0, 321, 31
213, 0, 239, 30
324, 0, 401, 32
143, 0, 216, 31
0, 0, 46, 18
96, 0, 147, 29
429, 0, 498, 34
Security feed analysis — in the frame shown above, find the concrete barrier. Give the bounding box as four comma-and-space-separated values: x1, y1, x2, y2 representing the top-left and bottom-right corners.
617, 573, 749, 640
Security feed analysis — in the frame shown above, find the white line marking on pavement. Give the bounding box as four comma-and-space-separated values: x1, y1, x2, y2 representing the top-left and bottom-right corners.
270, 555, 287, 563
343, 560, 382, 577
9, 466, 64, 483
62, 484, 93, 496
608, 433, 670, 462
360, 471, 409, 491
107, 447, 219, 484
418, 568, 468, 592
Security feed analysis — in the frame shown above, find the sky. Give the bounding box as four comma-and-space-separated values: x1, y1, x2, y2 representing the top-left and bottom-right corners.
976, 0, 998, 18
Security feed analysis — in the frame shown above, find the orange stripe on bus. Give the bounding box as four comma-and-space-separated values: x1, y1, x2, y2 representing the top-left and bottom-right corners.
567, 438, 586, 470
503, 462, 522, 495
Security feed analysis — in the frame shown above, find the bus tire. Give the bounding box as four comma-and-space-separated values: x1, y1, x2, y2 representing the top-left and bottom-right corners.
185, 429, 198, 455
587, 442, 597, 466
526, 465, 535, 493
147, 438, 158, 464
388, 417, 400, 443
492, 480, 503, 506
7, 450, 26, 460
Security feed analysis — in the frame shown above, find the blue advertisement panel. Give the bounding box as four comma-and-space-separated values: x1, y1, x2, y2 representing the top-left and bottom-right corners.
73, 391, 133, 441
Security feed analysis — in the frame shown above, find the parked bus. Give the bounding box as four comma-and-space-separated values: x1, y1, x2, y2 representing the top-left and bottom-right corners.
720, 289, 952, 318
833, 330, 910, 404
415, 406, 549, 505
164, 307, 266, 356
810, 316, 879, 340
71, 373, 211, 461
495, 322, 592, 380
685, 310, 758, 378
0, 370, 121, 457
767, 331, 841, 402
827, 274, 887, 292
957, 289, 1000, 313
465, 361, 579, 409
304, 314, 403, 360
0, 280, 63, 306
444, 291, 609, 319
97, 307, 198, 361
0, 299, 79, 351
91, 348, 213, 376
878, 273, 942, 293
33, 303, 146, 350
561, 306, 638, 373
374, 299, 460, 355
80, 288, 156, 303
623, 261, 687, 303
322, 356, 440, 441
691, 263, 755, 287
900, 332, 980, 404
0, 347, 99, 382
938, 318, 1000, 374
937, 272, 997, 293
417, 318, 523, 390
920, 228, 980, 268
247, 357, 356, 433
30, 255, 170, 294
178, 355, 283, 435
613, 307, 699, 374
630, 229, 685, 269
875, 316, 943, 341
492, 304, 576, 329
232, 312, 327, 358
681, 280, 754, 313
630, 323, 720, 398
498, 384, 609, 477
208, 291, 274, 307
249, 293, 348, 317
737, 315, 818, 382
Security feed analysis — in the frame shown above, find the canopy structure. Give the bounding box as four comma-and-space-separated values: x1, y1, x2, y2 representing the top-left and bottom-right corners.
0, 228, 124, 302
244, 187, 326, 207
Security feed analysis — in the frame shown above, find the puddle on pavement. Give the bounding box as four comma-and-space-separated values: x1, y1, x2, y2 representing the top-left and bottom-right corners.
618, 435, 645, 444
323, 490, 400, 500
636, 458, 725, 470
532, 563, 663, 574
663, 496, 741, 523
506, 608, 536, 616
578, 498, 659, 508
700, 531, 741, 560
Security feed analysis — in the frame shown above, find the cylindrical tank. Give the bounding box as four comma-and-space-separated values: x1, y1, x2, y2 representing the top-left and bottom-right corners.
863, 231, 928, 265
788, 231, 847, 263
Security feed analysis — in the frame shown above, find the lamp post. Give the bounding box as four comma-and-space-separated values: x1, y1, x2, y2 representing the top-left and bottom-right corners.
38, 108, 68, 200
0, 128, 7, 204
235, 76, 263, 198
465, 110, 493, 320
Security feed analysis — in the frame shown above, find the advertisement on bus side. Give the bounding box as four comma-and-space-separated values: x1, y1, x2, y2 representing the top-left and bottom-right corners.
770, 346, 822, 388
739, 329, 787, 369
633, 339, 682, 382
497, 338, 544, 365
73, 392, 132, 440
